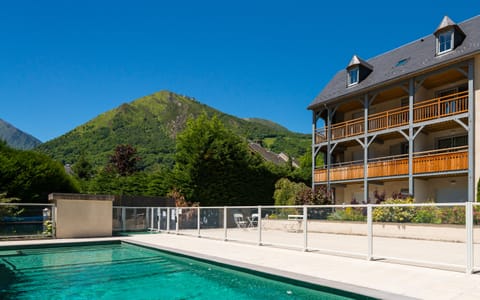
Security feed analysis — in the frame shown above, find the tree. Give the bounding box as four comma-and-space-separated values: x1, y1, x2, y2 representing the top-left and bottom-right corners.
295, 185, 332, 205
173, 113, 279, 206
273, 178, 307, 206
72, 152, 93, 179
106, 144, 141, 176
0, 192, 21, 219
0, 141, 78, 202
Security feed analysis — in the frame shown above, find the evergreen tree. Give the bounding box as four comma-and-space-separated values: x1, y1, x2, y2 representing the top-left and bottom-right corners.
173, 113, 279, 206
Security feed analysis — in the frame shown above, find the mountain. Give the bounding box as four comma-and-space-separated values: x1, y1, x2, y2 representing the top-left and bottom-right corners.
0, 119, 42, 150
36, 90, 310, 171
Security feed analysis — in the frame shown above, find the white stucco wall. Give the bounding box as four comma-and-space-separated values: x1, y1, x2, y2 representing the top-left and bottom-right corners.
337, 177, 466, 204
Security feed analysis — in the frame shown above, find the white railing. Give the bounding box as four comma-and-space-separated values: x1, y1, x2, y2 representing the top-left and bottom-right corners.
0, 203, 55, 238
114, 202, 480, 274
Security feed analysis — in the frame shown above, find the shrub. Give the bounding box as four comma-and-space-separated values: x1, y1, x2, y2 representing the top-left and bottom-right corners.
411, 205, 442, 224
372, 198, 415, 223
327, 207, 366, 222
440, 206, 465, 225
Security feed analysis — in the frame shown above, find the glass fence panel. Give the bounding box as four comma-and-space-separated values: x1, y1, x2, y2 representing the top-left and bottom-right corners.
260, 206, 304, 250
372, 203, 466, 270
225, 207, 259, 244
177, 207, 198, 236
122, 208, 149, 232
156, 208, 170, 231
112, 207, 123, 231
306, 206, 367, 258
0, 204, 53, 238
199, 207, 224, 240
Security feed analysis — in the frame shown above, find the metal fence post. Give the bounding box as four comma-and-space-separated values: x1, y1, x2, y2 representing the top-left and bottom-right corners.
176, 208, 179, 235
224, 207, 228, 241
466, 202, 473, 274
367, 204, 373, 261
258, 206, 262, 246
303, 205, 308, 252
52, 205, 56, 238
150, 207, 154, 230
157, 208, 161, 232
166, 208, 170, 233
197, 207, 201, 238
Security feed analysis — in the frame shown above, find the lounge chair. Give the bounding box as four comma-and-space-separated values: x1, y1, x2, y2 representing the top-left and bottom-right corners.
233, 213, 247, 229
248, 213, 258, 227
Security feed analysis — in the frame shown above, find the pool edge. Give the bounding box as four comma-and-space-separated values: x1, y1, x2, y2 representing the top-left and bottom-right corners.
124, 239, 416, 300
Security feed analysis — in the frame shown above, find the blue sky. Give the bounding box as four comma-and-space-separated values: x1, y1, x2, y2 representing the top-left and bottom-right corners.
1, 1, 477, 142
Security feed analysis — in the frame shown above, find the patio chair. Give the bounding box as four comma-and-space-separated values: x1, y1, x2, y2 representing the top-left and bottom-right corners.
248, 213, 258, 227
233, 213, 247, 229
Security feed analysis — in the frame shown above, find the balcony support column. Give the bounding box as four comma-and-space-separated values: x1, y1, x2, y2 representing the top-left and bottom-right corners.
408, 78, 415, 196
363, 95, 369, 203
326, 107, 333, 200
467, 59, 474, 202
312, 110, 321, 190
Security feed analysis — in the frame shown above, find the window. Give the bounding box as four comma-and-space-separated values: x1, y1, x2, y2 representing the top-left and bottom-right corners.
436, 87, 458, 114
395, 58, 410, 67
389, 142, 408, 156
437, 135, 467, 149
437, 30, 453, 54
348, 67, 359, 86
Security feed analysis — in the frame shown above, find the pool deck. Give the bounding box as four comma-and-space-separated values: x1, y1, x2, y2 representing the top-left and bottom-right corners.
2, 234, 480, 299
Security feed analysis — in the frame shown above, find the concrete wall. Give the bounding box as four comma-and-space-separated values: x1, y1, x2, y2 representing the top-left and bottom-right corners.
49, 193, 114, 238
336, 181, 408, 204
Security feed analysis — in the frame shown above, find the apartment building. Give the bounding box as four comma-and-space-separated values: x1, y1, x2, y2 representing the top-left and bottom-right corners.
308, 15, 480, 204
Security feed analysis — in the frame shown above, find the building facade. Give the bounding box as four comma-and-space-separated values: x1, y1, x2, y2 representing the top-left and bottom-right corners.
308, 16, 480, 204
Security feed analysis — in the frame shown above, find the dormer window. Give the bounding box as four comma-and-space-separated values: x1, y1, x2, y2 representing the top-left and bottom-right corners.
348, 67, 359, 86
434, 16, 465, 56
437, 30, 453, 54
346, 55, 372, 87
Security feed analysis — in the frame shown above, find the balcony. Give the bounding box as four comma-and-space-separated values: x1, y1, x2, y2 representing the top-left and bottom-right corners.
314, 147, 468, 183
316, 91, 468, 143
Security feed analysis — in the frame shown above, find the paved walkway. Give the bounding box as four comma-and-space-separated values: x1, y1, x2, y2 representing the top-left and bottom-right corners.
160, 227, 480, 270
2, 234, 480, 299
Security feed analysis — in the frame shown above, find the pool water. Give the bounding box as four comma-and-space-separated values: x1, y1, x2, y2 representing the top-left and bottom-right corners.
0, 242, 372, 299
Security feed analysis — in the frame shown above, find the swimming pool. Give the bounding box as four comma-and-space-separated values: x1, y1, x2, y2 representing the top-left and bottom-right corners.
0, 242, 374, 299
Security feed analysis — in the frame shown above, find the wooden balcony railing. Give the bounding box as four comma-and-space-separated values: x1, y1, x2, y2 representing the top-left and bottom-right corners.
315, 91, 468, 142
314, 147, 468, 183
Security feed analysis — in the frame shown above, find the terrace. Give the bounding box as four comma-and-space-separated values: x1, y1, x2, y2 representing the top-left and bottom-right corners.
315, 91, 468, 143
314, 146, 467, 183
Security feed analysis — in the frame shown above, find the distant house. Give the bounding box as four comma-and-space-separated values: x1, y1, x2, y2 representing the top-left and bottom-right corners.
248, 142, 300, 168
64, 164, 74, 175
309, 16, 480, 203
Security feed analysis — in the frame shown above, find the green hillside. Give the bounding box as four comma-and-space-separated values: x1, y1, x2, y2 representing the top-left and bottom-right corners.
36, 90, 310, 171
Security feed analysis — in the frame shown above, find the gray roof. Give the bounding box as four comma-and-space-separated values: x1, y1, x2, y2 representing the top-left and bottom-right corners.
308, 15, 480, 110
248, 142, 300, 168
